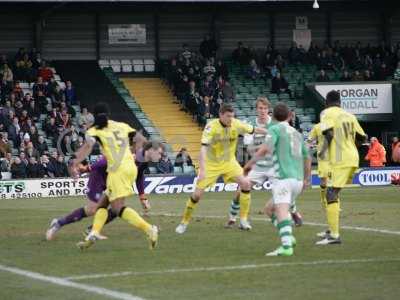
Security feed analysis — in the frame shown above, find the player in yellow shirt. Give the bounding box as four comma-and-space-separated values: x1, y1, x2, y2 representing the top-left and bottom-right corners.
316, 90, 366, 245
175, 104, 267, 234
71, 103, 158, 250
308, 123, 330, 208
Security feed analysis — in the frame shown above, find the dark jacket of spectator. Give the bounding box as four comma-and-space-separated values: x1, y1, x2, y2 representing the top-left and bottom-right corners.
232, 42, 250, 65
157, 155, 174, 174
11, 158, 27, 179
64, 81, 77, 105
271, 73, 289, 94
199, 36, 218, 59
174, 149, 193, 167
222, 82, 235, 102
27, 160, 41, 178
316, 70, 330, 82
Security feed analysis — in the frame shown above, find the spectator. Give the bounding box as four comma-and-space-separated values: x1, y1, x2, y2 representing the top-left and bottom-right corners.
32, 76, 47, 98
174, 147, 193, 168
13, 82, 24, 101
199, 35, 218, 59
203, 60, 216, 77
363, 70, 374, 81
247, 59, 261, 80
32, 52, 42, 69
271, 72, 291, 97
352, 70, 364, 81
391, 137, 400, 165
11, 157, 27, 179
197, 96, 212, 126
27, 157, 41, 178
394, 62, 400, 80
180, 44, 192, 61
60, 110, 71, 129
36, 135, 48, 155
221, 81, 235, 102
156, 153, 173, 174
375, 63, 391, 80
185, 81, 201, 116
232, 41, 250, 65
38, 60, 53, 82
289, 110, 301, 131
215, 60, 229, 80
78, 107, 93, 126
8, 117, 20, 144
332, 52, 345, 71
2, 64, 13, 87
59, 101, 76, 118
44, 117, 58, 139
15, 53, 34, 82
51, 85, 65, 106
1, 152, 12, 172
0, 132, 11, 157
25, 141, 39, 160
64, 80, 77, 105
316, 69, 330, 82
54, 155, 68, 177
39, 155, 51, 177
287, 42, 301, 64
365, 137, 386, 167
340, 70, 352, 82
19, 151, 29, 166
27, 100, 40, 121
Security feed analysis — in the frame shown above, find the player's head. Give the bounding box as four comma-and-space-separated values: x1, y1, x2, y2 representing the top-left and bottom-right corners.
273, 102, 290, 122
326, 90, 341, 107
143, 140, 164, 163
255, 96, 270, 120
219, 103, 235, 126
93, 103, 109, 129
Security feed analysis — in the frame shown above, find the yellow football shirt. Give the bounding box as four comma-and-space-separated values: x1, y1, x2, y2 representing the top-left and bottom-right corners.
201, 118, 254, 165
86, 120, 136, 172
320, 106, 366, 168
308, 123, 328, 161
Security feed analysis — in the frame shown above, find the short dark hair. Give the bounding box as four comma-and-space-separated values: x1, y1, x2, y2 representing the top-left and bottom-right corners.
273, 102, 290, 122
326, 90, 341, 106
93, 103, 109, 129
219, 103, 235, 114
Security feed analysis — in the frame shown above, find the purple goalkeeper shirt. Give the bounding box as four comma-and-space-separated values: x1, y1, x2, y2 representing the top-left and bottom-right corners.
86, 156, 107, 202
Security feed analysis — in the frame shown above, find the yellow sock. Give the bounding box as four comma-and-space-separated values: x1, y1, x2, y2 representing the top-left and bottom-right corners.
239, 191, 251, 220
182, 198, 198, 224
92, 208, 108, 234
320, 186, 327, 209
121, 207, 151, 234
326, 201, 340, 238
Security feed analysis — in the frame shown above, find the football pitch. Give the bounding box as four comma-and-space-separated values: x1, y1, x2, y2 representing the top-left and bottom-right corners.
0, 187, 399, 300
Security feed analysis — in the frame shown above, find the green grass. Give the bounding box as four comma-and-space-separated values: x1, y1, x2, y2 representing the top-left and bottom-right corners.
0, 187, 400, 300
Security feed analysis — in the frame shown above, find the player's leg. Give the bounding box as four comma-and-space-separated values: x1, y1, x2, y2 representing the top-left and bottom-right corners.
84, 195, 117, 236
266, 179, 302, 256
226, 168, 263, 228
316, 186, 341, 245
176, 169, 219, 234
316, 167, 354, 245
316, 176, 331, 238
235, 174, 252, 230
175, 187, 205, 234
46, 193, 106, 241
225, 191, 240, 228
109, 198, 158, 250
136, 162, 150, 214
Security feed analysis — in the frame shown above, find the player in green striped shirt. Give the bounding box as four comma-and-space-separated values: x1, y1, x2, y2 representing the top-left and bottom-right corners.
245, 102, 311, 256
225, 97, 303, 229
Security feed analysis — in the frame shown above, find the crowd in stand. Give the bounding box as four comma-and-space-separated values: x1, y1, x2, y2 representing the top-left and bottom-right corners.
232, 40, 400, 83
165, 37, 234, 127
0, 47, 83, 179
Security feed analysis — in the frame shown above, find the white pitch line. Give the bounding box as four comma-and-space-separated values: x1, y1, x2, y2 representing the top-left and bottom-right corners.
149, 212, 400, 236
0, 264, 145, 300
64, 258, 400, 281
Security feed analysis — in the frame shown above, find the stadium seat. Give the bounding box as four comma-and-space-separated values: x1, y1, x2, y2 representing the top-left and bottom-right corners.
144, 59, 155, 72
183, 165, 195, 175
121, 59, 133, 73
173, 166, 183, 174
132, 59, 144, 72
148, 167, 158, 174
